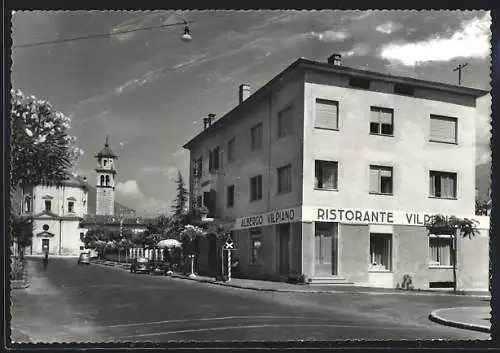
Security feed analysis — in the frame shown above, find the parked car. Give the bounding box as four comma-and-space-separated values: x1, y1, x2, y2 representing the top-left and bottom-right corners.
130, 257, 150, 274
78, 252, 91, 265
149, 260, 170, 276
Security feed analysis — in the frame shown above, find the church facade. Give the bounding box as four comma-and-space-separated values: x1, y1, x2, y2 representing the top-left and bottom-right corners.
22, 175, 89, 256
21, 136, 128, 256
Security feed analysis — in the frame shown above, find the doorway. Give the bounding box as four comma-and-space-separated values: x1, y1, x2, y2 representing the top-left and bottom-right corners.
42, 239, 50, 254
314, 222, 338, 276
277, 224, 290, 275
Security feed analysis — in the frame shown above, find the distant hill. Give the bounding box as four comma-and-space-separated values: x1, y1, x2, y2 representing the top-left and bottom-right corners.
86, 184, 135, 216
476, 162, 491, 202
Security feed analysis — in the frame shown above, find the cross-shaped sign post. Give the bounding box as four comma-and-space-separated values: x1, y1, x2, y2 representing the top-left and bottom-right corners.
222, 235, 236, 282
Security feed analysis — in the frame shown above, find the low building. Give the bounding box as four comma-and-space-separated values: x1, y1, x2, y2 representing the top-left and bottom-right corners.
182, 54, 490, 291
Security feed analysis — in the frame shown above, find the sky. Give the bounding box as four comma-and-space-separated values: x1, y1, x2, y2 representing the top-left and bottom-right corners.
11, 10, 492, 216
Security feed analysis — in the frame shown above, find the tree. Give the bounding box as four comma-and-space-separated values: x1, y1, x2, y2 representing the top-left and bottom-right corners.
10, 89, 82, 256
475, 198, 490, 216
426, 214, 480, 292
10, 88, 82, 189
171, 170, 189, 218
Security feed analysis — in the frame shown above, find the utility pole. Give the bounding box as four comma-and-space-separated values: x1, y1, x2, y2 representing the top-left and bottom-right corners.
453, 63, 469, 86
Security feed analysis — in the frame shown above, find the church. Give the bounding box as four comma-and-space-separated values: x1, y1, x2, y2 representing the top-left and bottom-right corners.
20, 136, 135, 256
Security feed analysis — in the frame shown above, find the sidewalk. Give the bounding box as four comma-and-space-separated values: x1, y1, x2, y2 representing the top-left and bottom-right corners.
429, 306, 491, 333
91, 259, 491, 298
10, 260, 104, 343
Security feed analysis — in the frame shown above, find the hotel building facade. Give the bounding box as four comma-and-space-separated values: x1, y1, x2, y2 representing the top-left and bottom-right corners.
183, 55, 490, 290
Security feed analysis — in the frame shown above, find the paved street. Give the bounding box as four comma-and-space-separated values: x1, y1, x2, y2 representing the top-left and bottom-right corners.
11, 258, 490, 343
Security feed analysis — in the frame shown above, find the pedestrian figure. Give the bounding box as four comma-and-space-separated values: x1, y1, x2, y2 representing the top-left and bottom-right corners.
42, 252, 48, 270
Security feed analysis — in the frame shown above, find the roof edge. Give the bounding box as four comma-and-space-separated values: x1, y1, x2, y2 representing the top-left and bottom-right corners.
182, 57, 489, 150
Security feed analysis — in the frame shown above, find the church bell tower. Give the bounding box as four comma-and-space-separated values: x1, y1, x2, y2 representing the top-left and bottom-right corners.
95, 135, 117, 216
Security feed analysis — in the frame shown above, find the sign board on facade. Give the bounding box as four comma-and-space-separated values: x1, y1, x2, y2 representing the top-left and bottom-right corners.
233, 206, 489, 230
234, 206, 301, 230
303, 207, 490, 230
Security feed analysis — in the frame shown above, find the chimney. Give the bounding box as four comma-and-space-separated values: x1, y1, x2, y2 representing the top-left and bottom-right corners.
203, 114, 216, 130
239, 84, 251, 104
327, 53, 342, 66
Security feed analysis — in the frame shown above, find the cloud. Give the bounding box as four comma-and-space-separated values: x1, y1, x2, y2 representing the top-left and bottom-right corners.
378, 12, 491, 66
116, 180, 144, 198
308, 30, 349, 42
340, 43, 371, 57
114, 68, 164, 94
140, 165, 179, 180
173, 53, 210, 70
375, 22, 402, 35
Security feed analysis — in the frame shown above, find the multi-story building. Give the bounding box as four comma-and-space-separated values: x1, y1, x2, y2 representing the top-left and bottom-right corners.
183, 54, 490, 290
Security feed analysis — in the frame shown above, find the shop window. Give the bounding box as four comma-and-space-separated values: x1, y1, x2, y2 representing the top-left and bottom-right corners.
369, 233, 392, 271
370, 107, 394, 136
369, 165, 393, 195
430, 115, 457, 144
250, 175, 262, 201
315, 160, 338, 190
250, 228, 262, 264
68, 201, 75, 213
277, 164, 292, 194
227, 185, 235, 208
250, 123, 263, 151
429, 235, 454, 267
44, 200, 52, 212
227, 138, 235, 163
277, 105, 293, 138
315, 99, 339, 130
429, 171, 457, 199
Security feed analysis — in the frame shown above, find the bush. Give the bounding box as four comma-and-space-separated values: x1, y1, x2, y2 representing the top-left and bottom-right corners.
11, 258, 26, 281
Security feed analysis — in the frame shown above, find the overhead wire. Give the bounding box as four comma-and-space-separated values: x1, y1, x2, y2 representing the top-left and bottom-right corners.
13, 20, 192, 49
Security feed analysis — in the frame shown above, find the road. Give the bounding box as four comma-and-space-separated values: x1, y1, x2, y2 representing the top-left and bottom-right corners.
11, 258, 490, 343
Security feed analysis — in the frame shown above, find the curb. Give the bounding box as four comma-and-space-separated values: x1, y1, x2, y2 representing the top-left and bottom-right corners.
171, 275, 491, 298
429, 307, 491, 334
91, 261, 491, 299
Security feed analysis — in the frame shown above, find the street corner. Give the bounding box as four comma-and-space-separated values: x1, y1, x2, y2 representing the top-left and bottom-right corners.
429, 306, 491, 334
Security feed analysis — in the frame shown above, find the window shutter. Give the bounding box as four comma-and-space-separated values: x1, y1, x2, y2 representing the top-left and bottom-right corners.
315, 99, 338, 129
369, 167, 380, 193
379, 168, 392, 178
430, 116, 457, 143
429, 173, 436, 196
370, 108, 380, 123
380, 110, 393, 124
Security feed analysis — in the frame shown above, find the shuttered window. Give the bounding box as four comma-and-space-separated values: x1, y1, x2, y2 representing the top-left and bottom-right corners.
429, 171, 457, 198
430, 115, 457, 143
277, 164, 292, 194
429, 236, 454, 267
315, 160, 338, 190
251, 123, 263, 151
369, 165, 393, 194
315, 99, 339, 130
278, 105, 293, 138
370, 107, 394, 135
